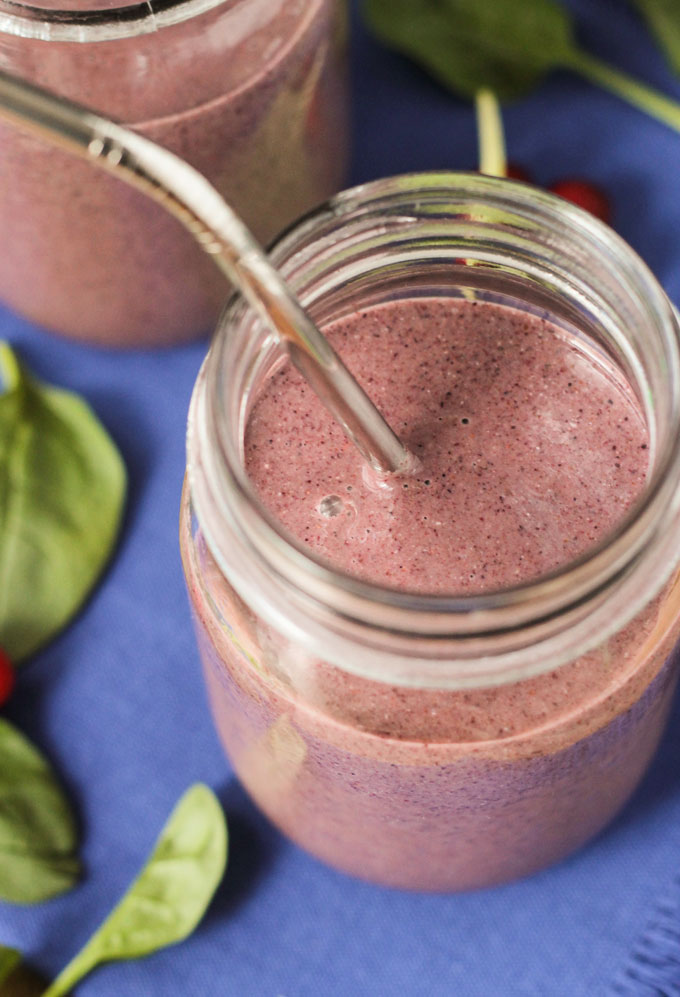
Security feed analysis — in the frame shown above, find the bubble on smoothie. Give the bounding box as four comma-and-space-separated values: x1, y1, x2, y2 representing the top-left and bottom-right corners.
318, 494, 344, 518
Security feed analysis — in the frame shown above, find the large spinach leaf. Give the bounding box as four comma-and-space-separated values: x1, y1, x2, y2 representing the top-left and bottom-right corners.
0, 344, 126, 662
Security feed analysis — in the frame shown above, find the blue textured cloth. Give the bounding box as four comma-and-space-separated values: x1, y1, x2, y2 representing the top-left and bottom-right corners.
2, 1, 680, 994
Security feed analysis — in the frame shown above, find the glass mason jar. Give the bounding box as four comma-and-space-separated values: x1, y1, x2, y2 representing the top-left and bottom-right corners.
0, 0, 348, 346
180, 173, 680, 891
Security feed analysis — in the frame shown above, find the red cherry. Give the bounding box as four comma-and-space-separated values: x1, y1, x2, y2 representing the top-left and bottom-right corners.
0, 648, 14, 706
549, 179, 611, 224
506, 162, 533, 183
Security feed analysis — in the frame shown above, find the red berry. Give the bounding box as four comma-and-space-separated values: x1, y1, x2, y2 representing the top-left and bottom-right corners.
506, 162, 533, 183
549, 179, 611, 224
0, 648, 14, 706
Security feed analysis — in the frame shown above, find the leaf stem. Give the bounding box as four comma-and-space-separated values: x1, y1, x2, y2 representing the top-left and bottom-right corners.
39, 948, 96, 997
564, 47, 680, 133
475, 88, 507, 177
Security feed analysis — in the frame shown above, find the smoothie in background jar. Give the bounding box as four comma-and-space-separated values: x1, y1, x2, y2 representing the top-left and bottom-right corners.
180, 174, 680, 890
0, 0, 348, 346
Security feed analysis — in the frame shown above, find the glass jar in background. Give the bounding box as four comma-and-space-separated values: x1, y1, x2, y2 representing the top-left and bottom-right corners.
0, 0, 348, 346
180, 173, 680, 890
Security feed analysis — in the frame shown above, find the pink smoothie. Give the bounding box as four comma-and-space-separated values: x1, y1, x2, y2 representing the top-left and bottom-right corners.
0, 0, 347, 345
182, 297, 680, 889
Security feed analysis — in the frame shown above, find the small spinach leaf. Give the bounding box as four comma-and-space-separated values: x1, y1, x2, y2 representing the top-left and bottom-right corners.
0, 719, 79, 904
0, 343, 126, 662
42, 784, 227, 997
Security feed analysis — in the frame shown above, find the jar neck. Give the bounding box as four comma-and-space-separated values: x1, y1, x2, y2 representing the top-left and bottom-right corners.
0, 0, 236, 27
187, 172, 680, 689
0, 0, 307, 47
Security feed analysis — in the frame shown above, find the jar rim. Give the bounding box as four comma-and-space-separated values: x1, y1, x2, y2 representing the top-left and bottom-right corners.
189, 171, 680, 687
0, 0, 235, 41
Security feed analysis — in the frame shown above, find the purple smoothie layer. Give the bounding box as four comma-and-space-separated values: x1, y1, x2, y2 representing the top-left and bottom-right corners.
245, 297, 648, 593
0, 0, 347, 345
181, 297, 680, 889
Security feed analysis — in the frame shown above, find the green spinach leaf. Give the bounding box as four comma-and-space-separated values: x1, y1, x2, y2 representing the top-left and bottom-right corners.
42, 784, 227, 997
0, 948, 21, 986
629, 0, 680, 73
364, 0, 573, 100
0, 343, 126, 662
0, 719, 79, 904
363, 0, 680, 132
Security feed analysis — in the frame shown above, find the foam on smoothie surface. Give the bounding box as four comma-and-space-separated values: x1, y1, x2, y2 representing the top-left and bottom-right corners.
245, 298, 648, 593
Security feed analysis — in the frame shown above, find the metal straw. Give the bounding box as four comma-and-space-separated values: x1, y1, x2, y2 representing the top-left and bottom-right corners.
0, 69, 414, 476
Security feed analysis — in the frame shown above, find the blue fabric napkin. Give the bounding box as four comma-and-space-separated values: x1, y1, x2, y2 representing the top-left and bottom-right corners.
2, 1, 680, 994
613, 871, 680, 995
